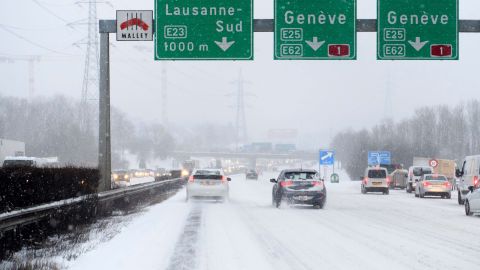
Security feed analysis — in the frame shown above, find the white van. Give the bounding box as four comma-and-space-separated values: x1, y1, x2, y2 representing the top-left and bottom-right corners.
406, 166, 433, 193
361, 167, 390, 195
456, 155, 480, 205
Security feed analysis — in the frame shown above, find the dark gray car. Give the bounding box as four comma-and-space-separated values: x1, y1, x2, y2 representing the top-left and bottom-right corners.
270, 169, 327, 209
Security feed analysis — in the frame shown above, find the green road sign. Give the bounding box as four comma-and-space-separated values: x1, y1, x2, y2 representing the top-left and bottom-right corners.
274, 0, 356, 60
377, 0, 458, 60
155, 0, 253, 60
330, 173, 339, 183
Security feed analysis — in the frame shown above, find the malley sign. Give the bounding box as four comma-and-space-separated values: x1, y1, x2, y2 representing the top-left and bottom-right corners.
154, 0, 253, 60
377, 0, 458, 60
116, 10, 153, 41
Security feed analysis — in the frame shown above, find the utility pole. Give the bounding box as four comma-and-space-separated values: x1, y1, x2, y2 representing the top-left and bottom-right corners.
77, 0, 101, 132
0, 55, 40, 101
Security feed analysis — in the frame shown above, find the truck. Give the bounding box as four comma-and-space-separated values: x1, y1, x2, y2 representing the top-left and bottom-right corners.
456, 155, 480, 205
413, 157, 456, 181
2, 156, 59, 168
0, 139, 25, 165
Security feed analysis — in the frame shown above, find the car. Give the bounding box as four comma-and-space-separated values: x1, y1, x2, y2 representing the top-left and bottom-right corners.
186, 169, 231, 202
456, 155, 480, 205
465, 186, 480, 216
246, 169, 258, 180
361, 167, 390, 195
414, 174, 452, 199
406, 166, 433, 193
270, 169, 327, 209
154, 168, 171, 181
111, 170, 131, 188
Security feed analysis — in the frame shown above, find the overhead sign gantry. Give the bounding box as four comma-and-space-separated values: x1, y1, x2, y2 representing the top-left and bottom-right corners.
154, 0, 253, 60
274, 0, 356, 60
377, 0, 458, 60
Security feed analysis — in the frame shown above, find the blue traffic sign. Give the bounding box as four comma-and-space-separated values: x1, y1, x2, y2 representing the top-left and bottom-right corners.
368, 151, 391, 165
319, 150, 335, 165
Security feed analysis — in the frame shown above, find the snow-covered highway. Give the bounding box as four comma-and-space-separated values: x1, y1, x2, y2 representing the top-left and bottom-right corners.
67, 172, 480, 270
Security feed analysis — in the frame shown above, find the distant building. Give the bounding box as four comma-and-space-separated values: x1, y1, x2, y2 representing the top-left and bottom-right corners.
0, 139, 26, 164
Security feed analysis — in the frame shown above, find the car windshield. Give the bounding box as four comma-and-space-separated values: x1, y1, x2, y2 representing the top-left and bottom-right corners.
425, 175, 447, 181
413, 167, 432, 176
195, 170, 220, 175
368, 170, 387, 178
284, 172, 318, 180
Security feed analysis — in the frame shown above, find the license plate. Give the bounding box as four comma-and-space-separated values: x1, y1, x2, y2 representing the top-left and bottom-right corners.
373, 182, 382, 186
294, 196, 312, 201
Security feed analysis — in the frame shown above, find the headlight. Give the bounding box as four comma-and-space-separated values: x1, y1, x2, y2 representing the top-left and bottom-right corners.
124, 174, 129, 179
181, 170, 189, 177
113, 174, 118, 180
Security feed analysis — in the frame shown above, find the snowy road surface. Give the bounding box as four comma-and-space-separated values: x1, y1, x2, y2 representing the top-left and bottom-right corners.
67, 172, 480, 270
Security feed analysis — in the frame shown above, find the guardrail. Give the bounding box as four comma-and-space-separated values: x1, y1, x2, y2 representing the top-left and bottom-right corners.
0, 178, 185, 234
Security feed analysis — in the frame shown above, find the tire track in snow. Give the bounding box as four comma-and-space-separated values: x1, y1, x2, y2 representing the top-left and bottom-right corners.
234, 203, 320, 270
166, 205, 202, 270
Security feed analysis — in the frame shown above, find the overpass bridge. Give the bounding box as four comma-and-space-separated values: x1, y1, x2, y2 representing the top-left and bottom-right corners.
170, 151, 318, 168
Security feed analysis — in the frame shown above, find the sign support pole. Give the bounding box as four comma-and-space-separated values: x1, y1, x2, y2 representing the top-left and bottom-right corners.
98, 29, 111, 192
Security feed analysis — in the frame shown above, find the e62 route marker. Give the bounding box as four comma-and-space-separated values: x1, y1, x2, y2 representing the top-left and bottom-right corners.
154, 0, 253, 60
274, 0, 356, 60
377, 0, 458, 60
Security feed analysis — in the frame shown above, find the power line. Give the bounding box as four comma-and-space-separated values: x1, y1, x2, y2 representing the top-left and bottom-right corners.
0, 25, 72, 55
31, 0, 70, 24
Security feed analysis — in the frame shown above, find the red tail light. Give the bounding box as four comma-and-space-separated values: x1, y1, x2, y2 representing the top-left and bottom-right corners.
474, 176, 479, 187
387, 176, 391, 184
444, 181, 451, 187
281, 180, 293, 187
312, 181, 323, 187
221, 175, 227, 183
363, 177, 368, 185
188, 176, 194, 183
423, 181, 431, 187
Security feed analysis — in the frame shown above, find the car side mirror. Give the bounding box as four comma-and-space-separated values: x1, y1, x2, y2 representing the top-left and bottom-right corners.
270, 178, 277, 183
455, 168, 463, 178
468, 186, 474, 193
227, 177, 232, 181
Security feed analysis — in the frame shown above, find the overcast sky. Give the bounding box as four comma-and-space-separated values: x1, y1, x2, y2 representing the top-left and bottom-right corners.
1, 0, 480, 150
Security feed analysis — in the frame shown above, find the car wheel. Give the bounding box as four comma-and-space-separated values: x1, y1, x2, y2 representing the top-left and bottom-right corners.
446, 193, 451, 199
361, 186, 366, 194
458, 190, 465, 205
465, 200, 473, 216
275, 198, 281, 208
313, 204, 323, 209
406, 184, 412, 193
415, 191, 419, 197
420, 192, 425, 198
385, 188, 389, 195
